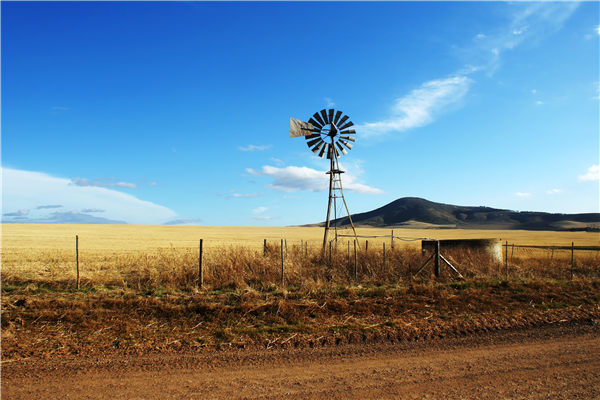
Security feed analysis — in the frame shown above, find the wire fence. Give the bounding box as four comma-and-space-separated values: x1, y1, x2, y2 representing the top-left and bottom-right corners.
3, 235, 599, 292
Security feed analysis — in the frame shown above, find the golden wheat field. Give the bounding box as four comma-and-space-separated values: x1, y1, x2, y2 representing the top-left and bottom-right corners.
2, 223, 599, 291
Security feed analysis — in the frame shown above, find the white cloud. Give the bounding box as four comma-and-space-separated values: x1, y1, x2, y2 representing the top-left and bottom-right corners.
515, 192, 532, 198
71, 177, 137, 189
596, 25, 600, 35
578, 164, 600, 182
546, 188, 562, 195
535, 100, 544, 105
252, 206, 268, 214
357, 76, 472, 138
227, 190, 261, 198
238, 144, 271, 152
325, 97, 336, 107
246, 165, 383, 194
2, 168, 176, 224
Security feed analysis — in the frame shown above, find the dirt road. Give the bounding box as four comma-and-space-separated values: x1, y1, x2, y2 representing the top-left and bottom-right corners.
3, 323, 599, 399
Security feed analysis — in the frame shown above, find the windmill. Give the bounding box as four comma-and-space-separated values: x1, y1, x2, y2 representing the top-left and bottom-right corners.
290, 109, 359, 249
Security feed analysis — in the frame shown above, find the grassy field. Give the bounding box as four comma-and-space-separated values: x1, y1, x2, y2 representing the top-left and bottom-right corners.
2, 223, 599, 292
3, 223, 599, 251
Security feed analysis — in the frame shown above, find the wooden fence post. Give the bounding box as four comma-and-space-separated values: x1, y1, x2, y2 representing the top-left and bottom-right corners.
264, 239, 267, 257
434, 240, 440, 278
391, 229, 394, 250
280, 239, 284, 286
198, 239, 204, 287
571, 242, 574, 281
76, 235, 80, 290
365, 240, 368, 252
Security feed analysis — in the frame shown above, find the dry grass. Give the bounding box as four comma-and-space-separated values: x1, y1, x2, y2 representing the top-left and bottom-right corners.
2, 224, 599, 360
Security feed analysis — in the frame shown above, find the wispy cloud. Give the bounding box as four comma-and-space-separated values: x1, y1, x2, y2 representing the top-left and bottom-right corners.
164, 218, 202, 225
357, 76, 472, 138
227, 190, 261, 198
325, 97, 336, 108
546, 188, 562, 195
81, 208, 105, 213
238, 144, 271, 152
578, 164, 600, 182
595, 25, 600, 35
515, 192, 532, 198
246, 165, 383, 194
70, 177, 137, 189
2, 168, 176, 224
252, 206, 268, 214
3, 209, 30, 217
355, 3, 578, 140
36, 204, 62, 209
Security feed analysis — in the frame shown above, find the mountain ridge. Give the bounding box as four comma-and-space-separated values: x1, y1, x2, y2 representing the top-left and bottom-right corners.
312, 197, 600, 231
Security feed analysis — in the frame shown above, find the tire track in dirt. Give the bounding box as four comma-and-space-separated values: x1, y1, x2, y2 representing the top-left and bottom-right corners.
3, 323, 599, 399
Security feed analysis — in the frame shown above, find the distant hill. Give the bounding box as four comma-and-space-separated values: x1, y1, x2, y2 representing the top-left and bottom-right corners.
313, 197, 600, 231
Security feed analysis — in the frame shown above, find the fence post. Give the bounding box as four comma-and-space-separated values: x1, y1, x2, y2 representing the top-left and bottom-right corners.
264, 239, 267, 257
571, 242, 574, 281
391, 229, 394, 250
505, 241, 509, 280
366, 240, 368, 252
281, 239, 284, 286
199, 239, 204, 287
354, 240, 357, 281
434, 240, 440, 278
305, 241, 308, 259
76, 235, 80, 290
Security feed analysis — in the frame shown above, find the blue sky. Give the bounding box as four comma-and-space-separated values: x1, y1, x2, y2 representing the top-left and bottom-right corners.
2, 1, 599, 225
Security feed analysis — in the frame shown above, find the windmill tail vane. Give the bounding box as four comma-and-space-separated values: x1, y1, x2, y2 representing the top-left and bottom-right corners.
290, 108, 359, 249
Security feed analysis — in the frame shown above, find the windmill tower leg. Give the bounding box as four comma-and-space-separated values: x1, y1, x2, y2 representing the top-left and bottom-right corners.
323, 156, 335, 249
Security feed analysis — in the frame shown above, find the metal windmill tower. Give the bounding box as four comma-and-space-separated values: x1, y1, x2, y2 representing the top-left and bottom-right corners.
290, 108, 359, 249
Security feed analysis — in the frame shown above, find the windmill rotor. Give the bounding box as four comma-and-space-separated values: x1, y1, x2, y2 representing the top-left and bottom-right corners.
289, 109, 356, 160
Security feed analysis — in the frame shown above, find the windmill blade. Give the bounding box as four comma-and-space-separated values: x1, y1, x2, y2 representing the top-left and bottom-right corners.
340, 139, 353, 150
333, 110, 342, 125
305, 133, 320, 140
336, 142, 348, 155
333, 145, 340, 158
338, 115, 349, 127
340, 129, 356, 135
320, 109, 329, 124
308, 117, 323, 129
311, 140, 325, 154
339, 121, 354, 131
340, 135, 355, 142
313, 112, 325, 127
307, 137, 322, 147
290, 117, 316, 138
318, 143, 327, 158
328, 109, 334, 124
